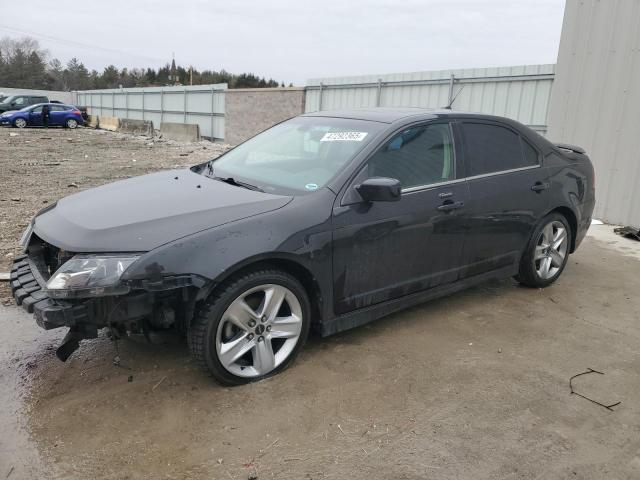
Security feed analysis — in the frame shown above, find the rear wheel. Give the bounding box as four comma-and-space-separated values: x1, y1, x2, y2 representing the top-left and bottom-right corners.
516, 213, 571, 288
66, 118, 78, 129
13, 118, 27, 128
188, 269, 311, 385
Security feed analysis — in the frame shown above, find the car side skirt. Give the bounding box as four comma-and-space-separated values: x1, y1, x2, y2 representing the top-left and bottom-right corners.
320, 264, 518, 336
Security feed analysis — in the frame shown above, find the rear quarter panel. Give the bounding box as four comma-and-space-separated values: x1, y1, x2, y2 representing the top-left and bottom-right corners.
545, 150, 595, 250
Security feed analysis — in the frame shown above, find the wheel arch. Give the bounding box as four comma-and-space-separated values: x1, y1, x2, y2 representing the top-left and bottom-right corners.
547, 206, 578, 253
13, 116, 27, 127
196, 254, 324, 329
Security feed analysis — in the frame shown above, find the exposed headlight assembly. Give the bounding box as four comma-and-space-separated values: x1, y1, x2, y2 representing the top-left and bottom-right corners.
45, 255, 140, 299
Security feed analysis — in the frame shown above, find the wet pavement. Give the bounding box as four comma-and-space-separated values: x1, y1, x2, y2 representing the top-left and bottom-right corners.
1, 226, 640, 479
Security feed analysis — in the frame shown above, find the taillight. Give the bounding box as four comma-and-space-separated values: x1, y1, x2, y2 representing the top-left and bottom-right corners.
72, 109, 81, 115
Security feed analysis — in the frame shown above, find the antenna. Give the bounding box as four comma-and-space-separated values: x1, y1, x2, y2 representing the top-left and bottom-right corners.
444, 83, 465, 110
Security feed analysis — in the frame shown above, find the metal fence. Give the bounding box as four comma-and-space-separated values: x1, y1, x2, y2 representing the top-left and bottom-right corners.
306, 64, 554, 134
76, 84, 227, 139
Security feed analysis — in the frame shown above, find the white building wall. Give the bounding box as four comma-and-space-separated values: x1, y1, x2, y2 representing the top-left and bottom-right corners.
547, 0, 640, 226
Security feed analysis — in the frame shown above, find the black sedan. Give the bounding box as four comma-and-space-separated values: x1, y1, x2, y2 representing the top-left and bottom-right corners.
11, 108, 595, 385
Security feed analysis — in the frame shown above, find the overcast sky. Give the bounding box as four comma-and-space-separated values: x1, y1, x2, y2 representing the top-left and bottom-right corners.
1, 0, 566, 85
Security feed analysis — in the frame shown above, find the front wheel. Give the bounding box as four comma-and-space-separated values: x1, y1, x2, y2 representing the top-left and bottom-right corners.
13, 118, 27, 128
66, 118, 78, 129
188, 269, 311, 385
516, 213, 572, 288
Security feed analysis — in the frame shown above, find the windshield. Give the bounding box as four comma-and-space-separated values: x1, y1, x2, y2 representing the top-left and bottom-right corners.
0, 96, 13, 105
201, 116, 384, 194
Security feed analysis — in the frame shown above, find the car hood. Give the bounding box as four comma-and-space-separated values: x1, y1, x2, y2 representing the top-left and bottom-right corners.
0, 110, 19, 116
33, 169, 292, 252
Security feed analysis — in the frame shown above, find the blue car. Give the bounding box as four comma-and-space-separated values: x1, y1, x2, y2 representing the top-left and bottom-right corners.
0, 103, 84, 129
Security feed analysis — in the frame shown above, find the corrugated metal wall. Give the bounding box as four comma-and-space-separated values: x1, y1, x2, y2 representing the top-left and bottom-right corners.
547, 0, 640, 226
306, 64, 554, 134
76, 84, 227, 139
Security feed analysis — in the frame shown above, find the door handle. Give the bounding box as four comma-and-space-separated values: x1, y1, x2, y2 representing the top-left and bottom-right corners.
531, 182, 550, 192
437, 200, 464, 212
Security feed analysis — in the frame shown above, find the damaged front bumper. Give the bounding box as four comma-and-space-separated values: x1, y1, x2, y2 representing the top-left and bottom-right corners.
10, 253, 97, 360
11, 249, 202, 362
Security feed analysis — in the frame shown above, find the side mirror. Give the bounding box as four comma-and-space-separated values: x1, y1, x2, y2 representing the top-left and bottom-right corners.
356, 177, 401, 202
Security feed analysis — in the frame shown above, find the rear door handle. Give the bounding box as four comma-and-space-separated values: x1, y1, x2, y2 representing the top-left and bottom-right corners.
437, 200, 464, 212
531, 182, 550, 192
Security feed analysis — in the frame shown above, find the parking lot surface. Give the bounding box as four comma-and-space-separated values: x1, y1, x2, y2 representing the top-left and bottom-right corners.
1, 129, 640, 479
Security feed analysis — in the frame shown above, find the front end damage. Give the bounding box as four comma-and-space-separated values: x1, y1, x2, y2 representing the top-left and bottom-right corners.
11, 235, 205, 361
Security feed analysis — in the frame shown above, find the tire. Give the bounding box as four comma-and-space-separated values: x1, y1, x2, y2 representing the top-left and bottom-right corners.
188, 269, 311, 385
66, 118, 78, 129
516, 212, 572, 288
13, 118, 27, 128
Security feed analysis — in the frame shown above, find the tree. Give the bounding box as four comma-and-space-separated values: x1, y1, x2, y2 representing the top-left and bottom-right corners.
0, 35, 288, 90
47, 58, 65, 90
64, 57, 90, 90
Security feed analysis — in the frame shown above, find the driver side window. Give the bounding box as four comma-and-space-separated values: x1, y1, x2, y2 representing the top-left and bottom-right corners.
367, 123, 455, 189
14, 97, 26, 106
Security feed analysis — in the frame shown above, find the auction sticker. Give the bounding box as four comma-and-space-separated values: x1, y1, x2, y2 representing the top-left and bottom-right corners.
320, 131, 368, 142
305, 183, 319, 191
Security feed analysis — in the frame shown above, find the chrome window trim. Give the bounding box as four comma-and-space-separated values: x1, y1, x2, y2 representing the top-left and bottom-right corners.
400, 164, 540, 194
401, 178, 466, 194
464, 164, 540, 182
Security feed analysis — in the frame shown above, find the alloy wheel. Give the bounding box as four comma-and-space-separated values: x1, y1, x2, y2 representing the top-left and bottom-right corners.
66, 119, 78, 129
534, 220, 568, 280
215, 284, 303, 378
14, 118, 26, 128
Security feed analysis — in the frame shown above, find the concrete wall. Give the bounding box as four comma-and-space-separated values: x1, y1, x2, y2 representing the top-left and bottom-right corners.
547, 0, 640, 227
0, 87, 76, 105
224, 88, 305, 145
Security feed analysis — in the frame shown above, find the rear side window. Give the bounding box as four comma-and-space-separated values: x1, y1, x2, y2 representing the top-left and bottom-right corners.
51, 105, 66, 112
462, 123, 538, 176
367, 123, 455, 189
31, 96, 48, 103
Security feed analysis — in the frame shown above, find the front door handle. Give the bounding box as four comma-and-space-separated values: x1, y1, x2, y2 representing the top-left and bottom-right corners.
531, 181, 550, 192
437, 200, 464, 212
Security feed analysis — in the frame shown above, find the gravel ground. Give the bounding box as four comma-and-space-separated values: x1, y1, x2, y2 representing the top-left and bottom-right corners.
0, 126, 230, 304
2, 127, 640, 479
1, 227, 640, 480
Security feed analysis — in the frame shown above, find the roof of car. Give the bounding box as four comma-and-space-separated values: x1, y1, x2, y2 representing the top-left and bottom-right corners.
301, 107, 467, 123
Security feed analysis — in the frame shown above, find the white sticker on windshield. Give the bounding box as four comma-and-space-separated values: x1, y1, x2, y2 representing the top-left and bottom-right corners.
305, 183, 318, 191
320, 131, 368, 142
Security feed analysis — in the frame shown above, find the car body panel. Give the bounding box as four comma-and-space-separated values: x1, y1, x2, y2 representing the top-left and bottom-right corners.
332, 180, 470, 313
33, 169, 293, 252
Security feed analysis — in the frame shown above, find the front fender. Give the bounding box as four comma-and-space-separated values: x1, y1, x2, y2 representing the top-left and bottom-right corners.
121, 189, 336, 310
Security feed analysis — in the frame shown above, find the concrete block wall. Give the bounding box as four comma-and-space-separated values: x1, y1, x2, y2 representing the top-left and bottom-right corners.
224, 88, 305, 145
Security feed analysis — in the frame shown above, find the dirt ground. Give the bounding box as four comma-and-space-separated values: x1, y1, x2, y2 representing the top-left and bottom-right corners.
0, 127, 230, 304
2, 128, 640, 480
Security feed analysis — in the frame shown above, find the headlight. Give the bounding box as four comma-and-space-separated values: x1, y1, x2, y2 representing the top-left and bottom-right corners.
45, 255, 140, 299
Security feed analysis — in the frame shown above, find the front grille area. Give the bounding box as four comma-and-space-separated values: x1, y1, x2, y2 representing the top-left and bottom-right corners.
27, 234, 74, 280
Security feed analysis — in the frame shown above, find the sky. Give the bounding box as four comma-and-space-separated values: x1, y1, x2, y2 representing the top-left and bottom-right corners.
0, 0, 566, 85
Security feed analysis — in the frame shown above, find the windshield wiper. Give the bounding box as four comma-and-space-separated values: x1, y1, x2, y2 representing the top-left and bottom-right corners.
205, 163, 264, 192
216, 176, 264, 192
